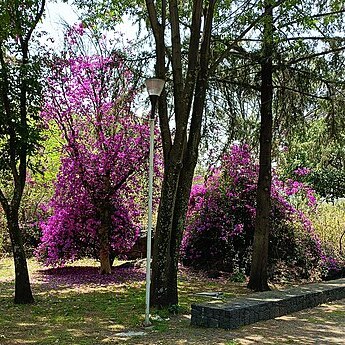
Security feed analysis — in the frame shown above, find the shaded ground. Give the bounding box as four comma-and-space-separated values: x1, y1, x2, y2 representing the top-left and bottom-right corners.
1, 258, 344, 345
109, 299, 345, 345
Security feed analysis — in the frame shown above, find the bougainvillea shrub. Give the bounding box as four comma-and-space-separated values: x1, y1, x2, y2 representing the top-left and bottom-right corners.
181, 146, 257, 274
36, 25, 160, 271
181, 145, 332, 281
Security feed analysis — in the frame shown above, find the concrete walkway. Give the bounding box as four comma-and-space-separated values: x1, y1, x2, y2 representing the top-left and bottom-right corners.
230, 298, 345, 344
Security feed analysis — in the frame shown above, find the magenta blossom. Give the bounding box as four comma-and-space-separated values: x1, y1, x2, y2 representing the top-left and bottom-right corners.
181, 144, 332, 279
37, 29, 162, 268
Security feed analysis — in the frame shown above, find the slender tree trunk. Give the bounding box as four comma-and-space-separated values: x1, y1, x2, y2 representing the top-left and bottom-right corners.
6, 208, 34, 304
248, 2, 274, 291
98, 201, 112, 274
99, 232, 111, 274
166, 54, 211, 304
0, 0, 45, 305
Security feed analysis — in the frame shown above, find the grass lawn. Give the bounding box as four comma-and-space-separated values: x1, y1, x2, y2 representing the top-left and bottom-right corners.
0, 257, 248, 345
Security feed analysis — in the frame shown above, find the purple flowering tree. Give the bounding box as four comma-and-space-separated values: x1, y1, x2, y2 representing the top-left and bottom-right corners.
37, 26, 155, 273
181, 145, 327, 280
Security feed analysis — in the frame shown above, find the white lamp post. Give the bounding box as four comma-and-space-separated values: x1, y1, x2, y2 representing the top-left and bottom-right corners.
144, 78, 165, 327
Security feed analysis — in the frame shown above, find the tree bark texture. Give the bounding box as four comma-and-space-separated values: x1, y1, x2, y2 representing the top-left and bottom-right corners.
6, 208, 34, 304
146, 0, 217, 307
248, 2, 274, 292
98, 201, 112, 274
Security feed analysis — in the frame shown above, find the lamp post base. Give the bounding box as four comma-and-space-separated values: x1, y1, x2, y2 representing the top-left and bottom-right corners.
143, 319, 152, 327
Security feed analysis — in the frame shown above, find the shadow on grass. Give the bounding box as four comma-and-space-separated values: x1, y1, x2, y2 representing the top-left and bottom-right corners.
0, 274, 146, 345
35, 265, 145, 290
1, 261, 344, 345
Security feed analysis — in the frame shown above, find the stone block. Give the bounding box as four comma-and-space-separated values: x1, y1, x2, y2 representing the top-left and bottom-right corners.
191, 278, 345, 330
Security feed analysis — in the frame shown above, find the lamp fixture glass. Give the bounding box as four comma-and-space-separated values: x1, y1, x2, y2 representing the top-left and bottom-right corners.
145, 78, 165, 96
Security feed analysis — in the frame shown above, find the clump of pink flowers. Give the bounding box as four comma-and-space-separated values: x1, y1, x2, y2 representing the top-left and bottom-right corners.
36, 26, 161, 267
181, 144, 335, 279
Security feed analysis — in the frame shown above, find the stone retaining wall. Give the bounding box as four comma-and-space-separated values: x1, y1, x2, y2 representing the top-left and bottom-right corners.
191, 278, 345, 330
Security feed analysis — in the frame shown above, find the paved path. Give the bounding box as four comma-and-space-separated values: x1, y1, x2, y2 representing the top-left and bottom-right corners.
230, 297, 345, 344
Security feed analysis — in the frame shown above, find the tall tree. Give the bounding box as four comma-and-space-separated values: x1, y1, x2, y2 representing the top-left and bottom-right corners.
72, 0, 345, 298
208, 0, 345, 290
247, 0, 274, 291
0, 0, 46, 304
145, 0, 217, 307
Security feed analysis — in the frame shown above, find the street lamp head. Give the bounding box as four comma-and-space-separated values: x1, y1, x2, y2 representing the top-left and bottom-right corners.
145, 78, 165, 119
145, 78, 165, 97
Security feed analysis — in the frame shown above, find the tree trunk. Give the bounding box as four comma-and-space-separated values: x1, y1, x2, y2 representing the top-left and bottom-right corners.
98, 201, 112, 274
6, 208, 34, 304
148, 0, 216, 308
248, 2, 273, 292
166, 154, 197, 304
99, 233, 111, 274
166, 55, 210, 304
151, 160, 182, 307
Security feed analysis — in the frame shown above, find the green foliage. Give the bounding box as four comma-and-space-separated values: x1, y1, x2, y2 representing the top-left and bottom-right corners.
309, 201, 345, 257
230, 271, 246, 283
0, 0, 45, 196
307, 168, 345, 201
0, 125, 61, 256
278, 118, 345, 200
205, 0, 345, 168
167, 304, 181, 315
71, 0, 144, 29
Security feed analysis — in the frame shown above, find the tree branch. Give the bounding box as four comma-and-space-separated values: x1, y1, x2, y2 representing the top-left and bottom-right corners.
183, 0, 203, 104
187, 0, 217, 153
24, 0, 46, 45
0, 44, 20, 186
285, 66, 345, 86
210, 0, 287, 73
145, 0, 162, 44
236, 36, 345, 42
169, 0, 184, 125
274, 85, 332, 100
0, 188, 9, 214
211, 77, 260, 91
288, 46, 345, 65
145, 0, 171, 158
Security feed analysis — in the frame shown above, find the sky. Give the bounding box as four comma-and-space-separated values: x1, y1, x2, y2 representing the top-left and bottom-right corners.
37, 0, 140, 50
37, 1, 79, 49
35, 0, 156, 117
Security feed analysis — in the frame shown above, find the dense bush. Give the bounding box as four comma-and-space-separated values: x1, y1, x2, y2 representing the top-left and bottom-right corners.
0, 210, 9, 256
0, 176, 52, 257
285, 166, 345, 202
181, 145, 332, 281
309, 201, 345, 260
